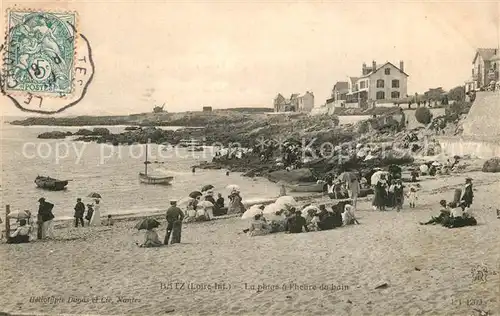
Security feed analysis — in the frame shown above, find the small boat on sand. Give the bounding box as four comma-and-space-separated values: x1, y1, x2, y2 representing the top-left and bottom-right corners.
289, 182, 325, 193
35, 176, 69, 191
139, 143, 174, 185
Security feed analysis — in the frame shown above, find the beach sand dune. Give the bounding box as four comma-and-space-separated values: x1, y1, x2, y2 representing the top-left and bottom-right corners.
1, 172, 499, 315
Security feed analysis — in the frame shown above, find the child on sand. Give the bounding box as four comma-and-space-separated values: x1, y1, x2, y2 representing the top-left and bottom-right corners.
407, 186, 418, 208
138, 228, 163, 247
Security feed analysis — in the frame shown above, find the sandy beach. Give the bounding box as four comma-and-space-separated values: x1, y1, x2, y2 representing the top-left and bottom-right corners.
1, 170, 499, 316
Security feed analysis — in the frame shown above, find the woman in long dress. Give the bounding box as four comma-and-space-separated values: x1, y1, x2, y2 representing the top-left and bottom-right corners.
372, 177, 388, 211
228, 190, 246, 214
90, 199, 101, 226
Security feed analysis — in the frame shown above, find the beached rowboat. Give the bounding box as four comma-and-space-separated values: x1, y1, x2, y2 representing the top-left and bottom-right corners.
288, 182, 325, 193
35, 176, 69, 191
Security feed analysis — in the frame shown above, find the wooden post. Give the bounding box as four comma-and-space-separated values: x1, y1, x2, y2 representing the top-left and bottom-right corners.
37, 214, 43, 240
5, 205, 10, 240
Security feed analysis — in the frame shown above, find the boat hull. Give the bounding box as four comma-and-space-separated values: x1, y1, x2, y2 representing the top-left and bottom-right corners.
35, 176, 69, 191
289, 182, 325, 193
139, 173, 173, 185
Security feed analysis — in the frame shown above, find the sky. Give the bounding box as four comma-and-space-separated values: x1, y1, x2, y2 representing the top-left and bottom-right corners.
1, 1, 499, 116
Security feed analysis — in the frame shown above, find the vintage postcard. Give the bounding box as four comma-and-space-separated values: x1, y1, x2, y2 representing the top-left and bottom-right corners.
0, 1, 499, 316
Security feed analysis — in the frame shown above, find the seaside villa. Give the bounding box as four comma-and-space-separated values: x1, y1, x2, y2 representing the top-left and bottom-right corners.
465, 48, 500, 93
325, 60, 409, 110
273, 91, 315, 113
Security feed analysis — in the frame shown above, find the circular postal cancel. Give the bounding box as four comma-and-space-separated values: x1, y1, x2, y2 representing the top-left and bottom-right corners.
1, 9, 94, 114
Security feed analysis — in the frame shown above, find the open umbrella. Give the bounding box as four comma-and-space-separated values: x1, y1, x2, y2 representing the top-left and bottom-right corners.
419, 164, 429, 174
178, 197, 194, 209
135, 218, 160, 230
198, 201, 214, 209
262, 203, 283, 215
301, 205, 320, 217
241, 205, 263, 220
201, 184, 214, 192
226, 184, 240, 192
275, 196, 297, 208
371, 171, 389, 185
87, 192, 102, 199
189, 191, 202, 199
7, 210, 31, 220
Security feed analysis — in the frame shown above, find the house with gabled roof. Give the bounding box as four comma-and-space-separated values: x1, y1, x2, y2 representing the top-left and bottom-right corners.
273, 91, 315, 112
342, 60, 409, 108
465, 48, 499, 92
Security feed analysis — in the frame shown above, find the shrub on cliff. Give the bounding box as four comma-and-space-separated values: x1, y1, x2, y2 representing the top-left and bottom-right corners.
415, 107, 433, 125
357, 120, 370, 134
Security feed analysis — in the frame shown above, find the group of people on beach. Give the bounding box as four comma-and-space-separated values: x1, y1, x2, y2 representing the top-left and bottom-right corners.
4, 196, 113, 244
245, 201, 358, 237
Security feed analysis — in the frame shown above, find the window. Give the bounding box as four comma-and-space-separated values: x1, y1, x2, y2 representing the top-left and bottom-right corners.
391, 91, 400, 99
360, 81, 365, 89
376, 79, 384, 88
392, 79, 400, 88
376, 91, 385, 100
385, 68, 391, 75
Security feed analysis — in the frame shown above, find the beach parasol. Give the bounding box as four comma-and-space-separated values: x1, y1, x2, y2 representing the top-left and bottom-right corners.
87, 192, 102, 199
134, 218, 160, 230
241, 205, 264, 220
301, 205, 320, 217
178, 197, 194, 208
226, 184, 240, 192
262, 203, 282, 215
371, 171, 389, 185
198, 201, 214, 209
189, 191, 202, 199
7, 210, 31, 220
419, 164, 429, 174
201, 184, 214, 192
275, 196, 297, 208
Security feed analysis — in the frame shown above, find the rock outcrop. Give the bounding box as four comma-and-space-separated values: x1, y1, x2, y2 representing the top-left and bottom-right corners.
482, 157, 500, 173
37, 131, 73, 139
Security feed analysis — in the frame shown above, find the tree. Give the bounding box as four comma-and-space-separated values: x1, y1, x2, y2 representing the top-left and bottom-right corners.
415, 107, 433, 125
448, 86, 466, 102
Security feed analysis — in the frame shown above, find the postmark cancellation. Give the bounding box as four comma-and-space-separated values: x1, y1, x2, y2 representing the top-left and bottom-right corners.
4, 9, 77, 96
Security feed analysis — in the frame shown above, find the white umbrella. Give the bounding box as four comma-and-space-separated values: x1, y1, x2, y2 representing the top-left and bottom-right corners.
263, 212, 284, 222
431, 161, 441, 167
262, 203, 282, 214
226, 184, 240, 192
241, 205, 263, 220
419, 164, 429, 174
177, 197, 194, 209
371, 171, 389, 185
301, 205, 320, 217
7, 210, 31, 220
198, 201, 214, 209
274, 196, 297, 208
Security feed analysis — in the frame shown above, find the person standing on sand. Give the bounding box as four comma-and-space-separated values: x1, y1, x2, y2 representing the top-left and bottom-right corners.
164, 200, 184, 245
372, 176, 388, 211
460, 178, 474, 208
38, 198, 55, 239
90, 199, 101, 226
73, 198, 85, 227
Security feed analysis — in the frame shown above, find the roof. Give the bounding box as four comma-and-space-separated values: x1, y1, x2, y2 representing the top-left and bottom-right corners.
361, 62, 409, 78
349, 77, 359, 86
290, 93, 299, 99
473, 48, 498, 63
333, 81, 349, 91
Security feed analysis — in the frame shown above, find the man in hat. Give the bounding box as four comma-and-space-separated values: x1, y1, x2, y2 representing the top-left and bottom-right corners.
164, 200, 184, 245
460, 178, 474, 208
74, 198, 85, 227
37, 198, 55, 239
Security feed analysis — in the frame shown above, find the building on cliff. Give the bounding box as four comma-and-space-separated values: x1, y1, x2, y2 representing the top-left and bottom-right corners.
465, 48, 500, 93
273, 91, 315, 112
327, 60, 409, 109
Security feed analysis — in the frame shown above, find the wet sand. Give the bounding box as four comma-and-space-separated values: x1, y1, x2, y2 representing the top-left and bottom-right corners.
1, 171, 499, 316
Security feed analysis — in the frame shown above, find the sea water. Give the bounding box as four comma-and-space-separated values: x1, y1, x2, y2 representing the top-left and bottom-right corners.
0, 123, 281, 220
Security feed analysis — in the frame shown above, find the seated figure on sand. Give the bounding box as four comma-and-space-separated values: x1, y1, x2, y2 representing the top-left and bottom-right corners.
316, 205, 335, 231
269, 209, 287, 233
228, 189, 246, 214
139, 228, 163, 248
285, 209, 309, 234
420, 200, 450, 225
247, 214, 272, 237
443, 201, 477, 228
342, 204, 359, 226
7, 219, 31, 244
183, 202, 198, 223
103, 215, 114, 226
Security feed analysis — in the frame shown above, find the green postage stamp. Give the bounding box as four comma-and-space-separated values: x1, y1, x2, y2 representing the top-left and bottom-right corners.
4, 10, 77, 95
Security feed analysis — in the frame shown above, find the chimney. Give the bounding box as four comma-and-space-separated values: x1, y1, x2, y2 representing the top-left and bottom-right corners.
372, 60, 377, 71
362, 62, 367, 75
399, 60, 404, 72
